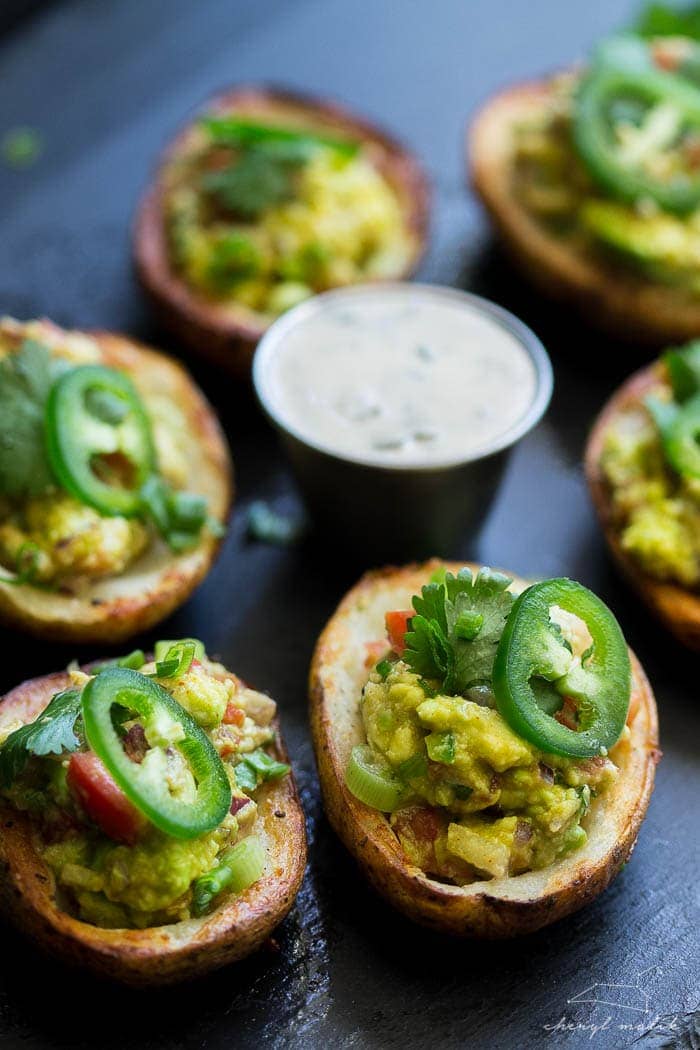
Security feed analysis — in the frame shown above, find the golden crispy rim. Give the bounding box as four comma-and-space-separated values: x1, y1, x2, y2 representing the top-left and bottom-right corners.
134, 83, 431, 373
585, 365, 700, 649
0, 665, 306, 985
310, 559, 660, 937
470, 79, 700, 345
0, 322, 233, 644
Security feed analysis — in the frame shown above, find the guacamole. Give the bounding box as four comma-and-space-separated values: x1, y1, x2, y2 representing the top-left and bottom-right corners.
362, 664, 615, 881
163, 116, 412, 316
512, 36, 700, 294
601, 382, 700, 588
0, 646, 287, 928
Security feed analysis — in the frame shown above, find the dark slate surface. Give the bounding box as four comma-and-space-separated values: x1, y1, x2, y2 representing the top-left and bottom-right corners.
0, 2, 697, 1048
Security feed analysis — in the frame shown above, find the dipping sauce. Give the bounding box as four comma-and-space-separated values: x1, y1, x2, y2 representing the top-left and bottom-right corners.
254, 284, 544, 468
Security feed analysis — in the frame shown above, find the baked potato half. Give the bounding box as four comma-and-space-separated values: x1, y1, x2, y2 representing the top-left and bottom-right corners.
0, 662, 306, 985
310, 560, 659, 937
0, 318, 232, 644
134, 84, 430, 372
470, 80, 700, 345
585, 365, 700, 649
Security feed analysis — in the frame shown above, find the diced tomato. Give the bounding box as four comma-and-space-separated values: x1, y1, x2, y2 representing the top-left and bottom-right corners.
555, 696, 578, 731
223, 703, 245, 727
385, 610, 413, 656
67, 753, 145, 845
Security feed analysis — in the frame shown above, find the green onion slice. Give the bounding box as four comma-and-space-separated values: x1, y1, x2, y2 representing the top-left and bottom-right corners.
191, 836, 266, 916
345, 744, 404, 812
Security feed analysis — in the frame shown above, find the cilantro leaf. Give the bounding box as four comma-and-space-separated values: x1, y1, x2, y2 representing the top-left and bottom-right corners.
404, 568, 514, 694
202, 139, 316, 220
0, 688, 82, 788
0, 339, 56, 499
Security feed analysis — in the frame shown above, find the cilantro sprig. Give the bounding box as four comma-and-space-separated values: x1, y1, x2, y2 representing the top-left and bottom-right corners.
0, 339, 56, 499
404, 568, 514, 694
0, 689, 82, 788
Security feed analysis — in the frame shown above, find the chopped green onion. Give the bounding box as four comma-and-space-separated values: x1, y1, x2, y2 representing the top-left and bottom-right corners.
191, 836, 266, 916
397, 752, 428, 782
0, 541, 42, 586
140, 477, 221, 551
96, 649, 146, 674
154, 638, 206, 663
155, 640, 197, 679
233, 748, 290, 795
375, 658, 393, 680
425, 731, 456, 765
345, 744, 404, 811
233, 762, 258, 794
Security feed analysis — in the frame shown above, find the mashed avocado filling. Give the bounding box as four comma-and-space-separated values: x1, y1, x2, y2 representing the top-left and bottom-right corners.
0, 648, 285, 928
0, 318, 220, 587
362, 664, 616, 882
512, 35, 700, 294
601, 359, 700, 588
163, 116, 412, 315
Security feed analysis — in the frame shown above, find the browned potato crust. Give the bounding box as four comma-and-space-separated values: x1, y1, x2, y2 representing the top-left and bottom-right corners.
585, 366, 700, 649
134, 84, 431, 373
0, 666, 306, 985
0, 323, 233, 644
310, 560, 659, 937
470, 80, 700, 345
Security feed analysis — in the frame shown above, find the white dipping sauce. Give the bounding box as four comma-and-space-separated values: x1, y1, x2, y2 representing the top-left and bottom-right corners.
256, 285, 540, 467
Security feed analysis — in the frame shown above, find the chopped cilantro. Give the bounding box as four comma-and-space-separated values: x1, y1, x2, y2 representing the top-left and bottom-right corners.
0, 689, 82, 788
0, 339, 56, 499
202, 140, 313, 220
404, 567, 515, 694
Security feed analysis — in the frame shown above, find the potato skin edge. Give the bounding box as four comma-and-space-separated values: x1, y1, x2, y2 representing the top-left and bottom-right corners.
310, 560, 660, 937
0, 667, 307, 985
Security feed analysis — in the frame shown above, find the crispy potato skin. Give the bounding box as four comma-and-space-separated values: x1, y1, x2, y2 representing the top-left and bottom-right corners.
470, 80, 700, 345
0, 324, 233, 644
585, 367, 700, 649
134, 84, 431, 373
310, 560, 660, 937
0, 666, 306, 985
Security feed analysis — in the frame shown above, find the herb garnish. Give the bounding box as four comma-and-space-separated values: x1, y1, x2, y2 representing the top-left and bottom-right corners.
404, 567, 514, 694
0, 689, 82, 788
0, 339, 56, 499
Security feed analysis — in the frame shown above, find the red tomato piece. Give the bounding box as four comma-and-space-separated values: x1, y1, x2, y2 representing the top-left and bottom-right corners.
67, 752, 144, 845
385, 610, 413, 656
223, 703, 246, 727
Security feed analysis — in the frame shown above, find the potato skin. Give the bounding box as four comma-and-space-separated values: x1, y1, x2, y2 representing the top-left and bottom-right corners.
0, 666, 306, 985
0, 325, 233, 645
134, 84, 431, 373
585, 367, 700, 650
310, 560, 660, 937
470, 79, 700, 345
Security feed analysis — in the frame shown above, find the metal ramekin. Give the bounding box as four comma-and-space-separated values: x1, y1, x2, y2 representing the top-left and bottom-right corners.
253, 283, 553, 561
